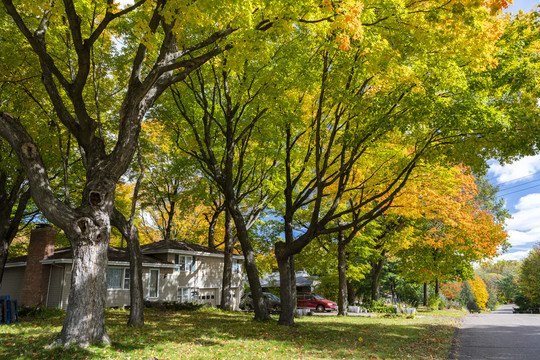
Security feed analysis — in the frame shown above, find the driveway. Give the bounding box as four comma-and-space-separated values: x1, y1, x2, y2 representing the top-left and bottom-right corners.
454, 304, 540, 359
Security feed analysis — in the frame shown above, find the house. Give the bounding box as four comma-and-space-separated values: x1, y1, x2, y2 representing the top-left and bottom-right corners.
0, 225, 245, 310
260, 270, 319, 293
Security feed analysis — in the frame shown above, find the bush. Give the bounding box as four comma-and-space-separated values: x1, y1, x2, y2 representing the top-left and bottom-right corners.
428, 296, 441, 311
367, 305, 397, 314
395, 282, 422, 307
18, 305, 65, 319
144, 301, 206, 311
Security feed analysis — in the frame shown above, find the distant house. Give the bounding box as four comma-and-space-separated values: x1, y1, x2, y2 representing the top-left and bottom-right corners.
260, 270, 318, 293
0, 225, 244, 310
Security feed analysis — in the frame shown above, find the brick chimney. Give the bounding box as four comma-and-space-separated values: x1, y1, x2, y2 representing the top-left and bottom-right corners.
20, 224, 57, 306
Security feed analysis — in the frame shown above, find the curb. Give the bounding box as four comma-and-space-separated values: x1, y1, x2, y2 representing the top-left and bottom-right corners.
447, 318, 463, 360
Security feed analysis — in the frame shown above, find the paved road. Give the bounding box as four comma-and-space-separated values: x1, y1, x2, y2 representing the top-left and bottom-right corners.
455, 304, 540, 359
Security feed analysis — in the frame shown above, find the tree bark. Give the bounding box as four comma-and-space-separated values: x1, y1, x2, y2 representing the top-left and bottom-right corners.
51, 221, 111, 348
276, 242, 295, 326
206, 209, 221, 249
220, 208, 234, 310
347, 279, 355, 305
435, 279, 439, 297
111, 209, 144, 327
227, 201, 269, 321
0, 240, 9, 286
337, 229, 347, 316
370, 258, 385, 304
423, 282, 429, 306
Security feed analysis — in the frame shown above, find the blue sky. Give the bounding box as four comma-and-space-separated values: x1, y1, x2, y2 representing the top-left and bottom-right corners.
486, 1, 539, 262
505, 0, 537, 14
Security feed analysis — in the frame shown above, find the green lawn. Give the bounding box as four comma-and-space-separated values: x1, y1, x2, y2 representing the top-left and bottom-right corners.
1, 308, 463, 359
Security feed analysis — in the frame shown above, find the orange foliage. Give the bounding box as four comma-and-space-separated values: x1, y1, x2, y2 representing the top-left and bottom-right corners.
440, 283, 461, 301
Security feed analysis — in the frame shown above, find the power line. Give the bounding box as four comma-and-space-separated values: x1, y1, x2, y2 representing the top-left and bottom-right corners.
498, 184, 540, 197
494, 170, 540, 185
497, 177, 540, 193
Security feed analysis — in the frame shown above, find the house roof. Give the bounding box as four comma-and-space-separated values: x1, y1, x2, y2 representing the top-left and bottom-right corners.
141, 239, 227, 255
7, 246, 171, 266
7, 239, 241, 267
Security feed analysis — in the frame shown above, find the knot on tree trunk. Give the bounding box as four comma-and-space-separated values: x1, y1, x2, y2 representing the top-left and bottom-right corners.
275, 241, 287, 259
77, 218, 90, 235
21, 142, 38, 158
89, 191, 104, 206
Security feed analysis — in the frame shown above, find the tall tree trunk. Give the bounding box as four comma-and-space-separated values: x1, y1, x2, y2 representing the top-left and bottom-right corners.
391, 279, 396, 304
276, 243, 295, 326
347, 279, 355, 305
220, 209, 234, 310
423, 283, 429, 306
435, 279, 440, 297
51, 224, 111, 348
337, 229, 347, 316
164, 200, 176, 241
0, 240, 9, 286
111, 209, 144, 327
206, 209, 221, 249
370, 258, 385, 304
277, 211, 296, 326
227, 201, 269, 321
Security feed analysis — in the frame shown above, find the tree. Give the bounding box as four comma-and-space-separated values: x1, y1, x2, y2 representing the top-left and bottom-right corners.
271, 0, 529, 325
398, 168, 508, 292
469, 275, 489, 310
0, 0, 248, 347
518, 245, 540, 307
460, 280, 478, 312
159, 59, 279, 320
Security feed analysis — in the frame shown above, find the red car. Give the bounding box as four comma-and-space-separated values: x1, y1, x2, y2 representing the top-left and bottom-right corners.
297, 292, 338, 312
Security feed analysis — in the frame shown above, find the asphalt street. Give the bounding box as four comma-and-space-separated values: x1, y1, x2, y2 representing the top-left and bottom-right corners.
455, 304, 540, 360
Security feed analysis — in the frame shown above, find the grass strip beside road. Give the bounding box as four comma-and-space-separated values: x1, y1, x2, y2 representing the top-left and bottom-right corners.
1, 308, 465, 359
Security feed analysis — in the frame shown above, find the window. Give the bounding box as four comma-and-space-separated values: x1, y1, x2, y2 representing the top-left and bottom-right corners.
123, 268, 130, 290
177, 287, 192, 303
107, 268, 130, 290
174, 255, 196, 272
148, 269, 159, 298
233, 259, 242, 274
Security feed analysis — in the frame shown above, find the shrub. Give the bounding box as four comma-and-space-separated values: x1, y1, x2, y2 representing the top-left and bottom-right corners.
144, 301, 206, 311
367, 305, 397, 314
428, 296, 441, 310
18, 305, 65, 319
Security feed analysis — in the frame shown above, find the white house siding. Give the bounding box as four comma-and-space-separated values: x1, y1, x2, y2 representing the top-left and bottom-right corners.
149, 254, 244, 308
0, 266, 25, 303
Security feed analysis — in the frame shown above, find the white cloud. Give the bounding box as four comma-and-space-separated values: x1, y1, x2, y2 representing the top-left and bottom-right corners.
505, 193, 540, 232
499, 192, 540, 253
489, 155, 540, 184
506, 229, 540, 247
495, 250, 531, 262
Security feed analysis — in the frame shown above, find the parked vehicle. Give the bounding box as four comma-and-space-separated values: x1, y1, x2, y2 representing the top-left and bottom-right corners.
297, 292, 338, 312
240, 292, 281, 313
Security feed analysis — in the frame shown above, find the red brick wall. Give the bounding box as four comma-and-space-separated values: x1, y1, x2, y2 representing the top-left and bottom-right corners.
20, 225, 57, 306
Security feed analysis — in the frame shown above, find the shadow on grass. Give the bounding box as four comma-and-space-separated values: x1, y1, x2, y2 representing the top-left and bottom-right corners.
0, 309, 458, 359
